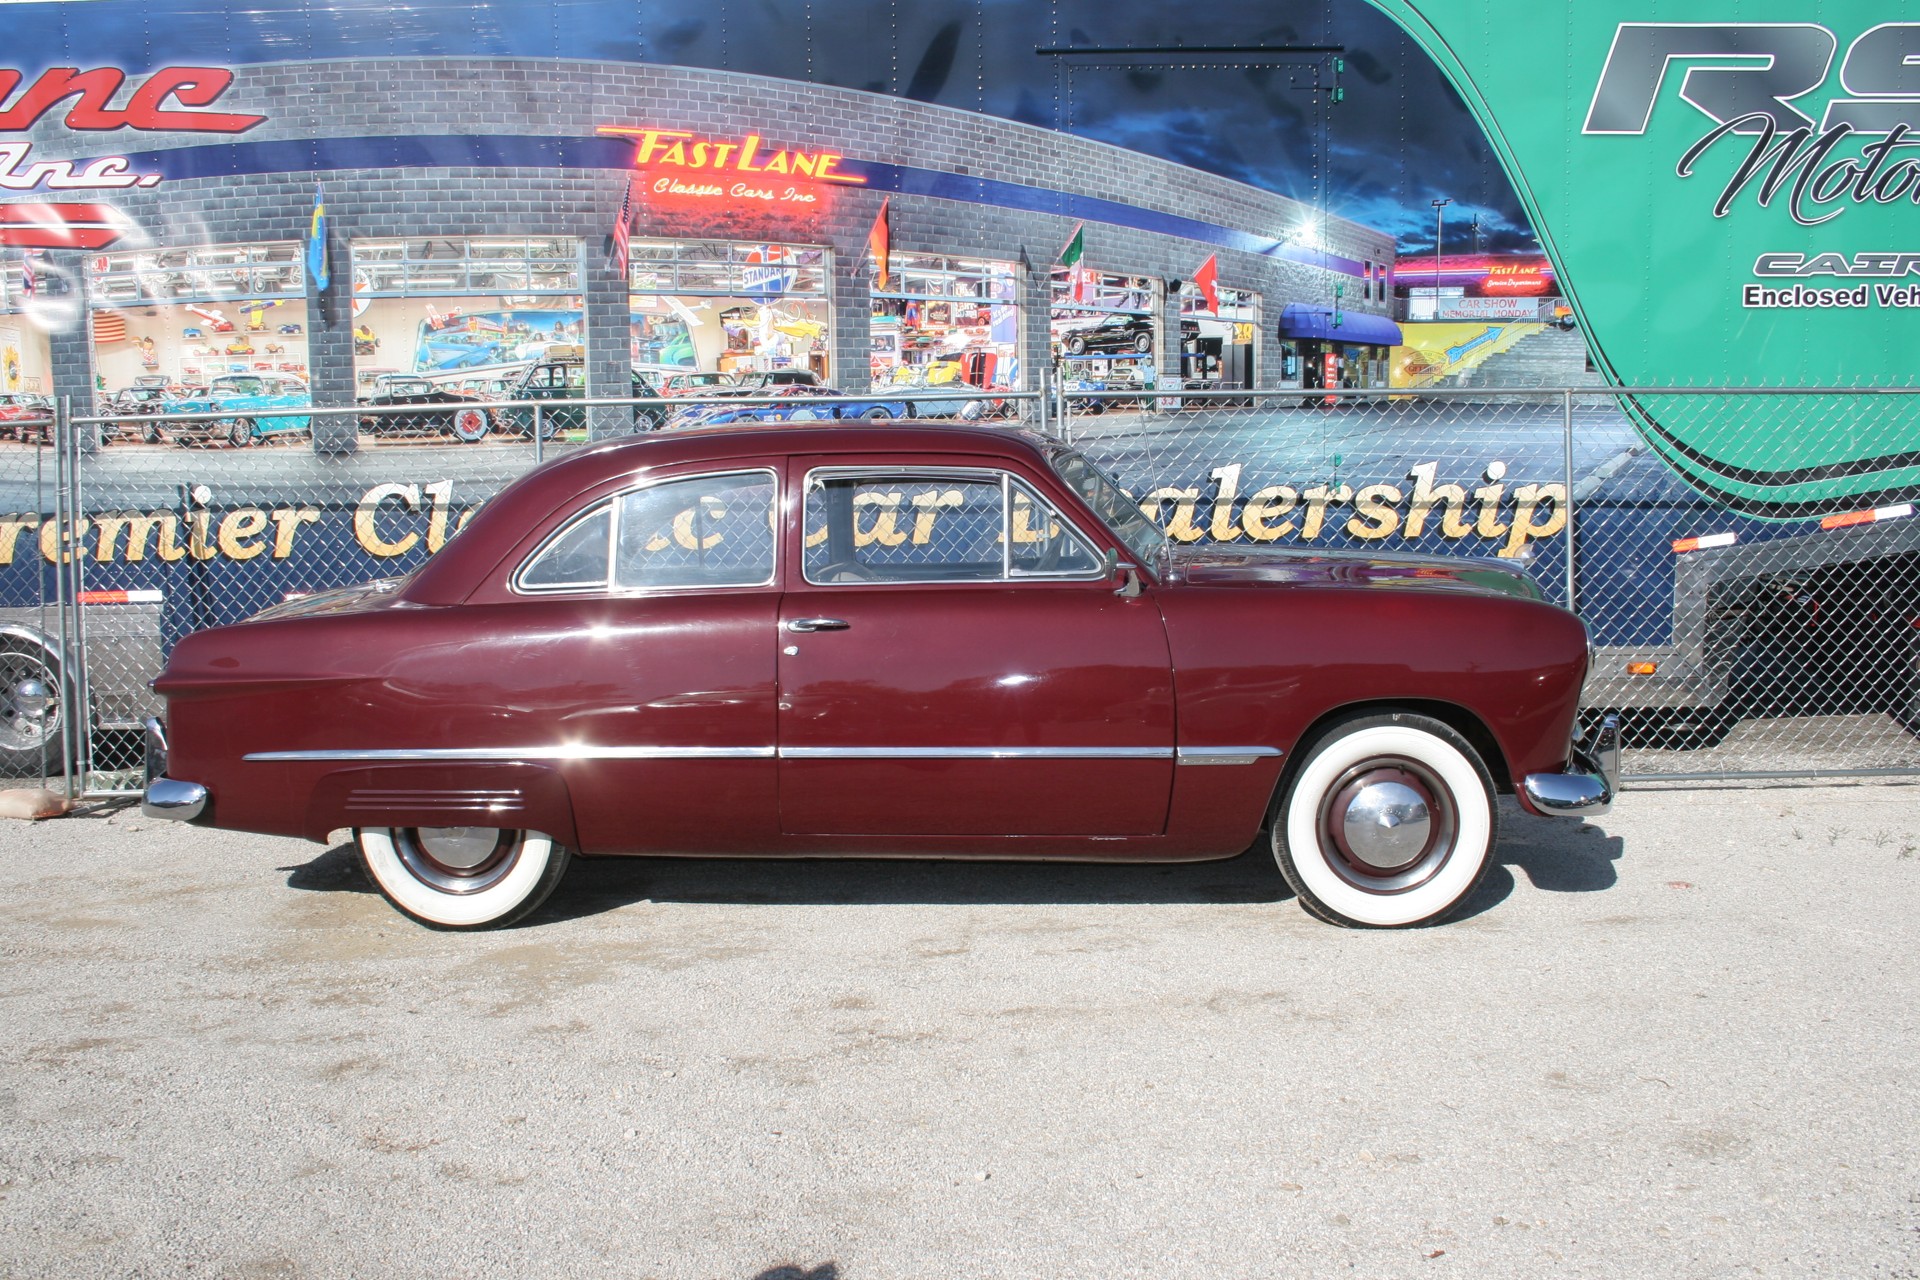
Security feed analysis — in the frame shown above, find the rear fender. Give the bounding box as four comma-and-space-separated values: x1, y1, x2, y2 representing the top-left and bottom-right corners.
302, 761, 579, 847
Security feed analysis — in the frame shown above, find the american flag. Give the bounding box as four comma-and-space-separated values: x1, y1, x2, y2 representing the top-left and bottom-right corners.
20, 251, 38, 298
609, 175, 636, 280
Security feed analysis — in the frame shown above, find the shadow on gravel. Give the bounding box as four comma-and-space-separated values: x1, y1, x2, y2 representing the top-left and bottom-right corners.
282, 797, 1624, 927
1454, 800, 1627, 920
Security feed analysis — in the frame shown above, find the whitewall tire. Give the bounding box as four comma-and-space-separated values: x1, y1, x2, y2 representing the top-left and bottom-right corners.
356, 827, 569, 930
1274, 713, 1497, 928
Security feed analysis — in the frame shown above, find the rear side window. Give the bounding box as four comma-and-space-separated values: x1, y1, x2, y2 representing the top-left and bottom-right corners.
515, 470, 776, 594
802, 469, 1101, 584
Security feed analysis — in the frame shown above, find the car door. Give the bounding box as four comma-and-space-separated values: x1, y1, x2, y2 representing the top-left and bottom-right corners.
502, 465, 783, 855
777, 459, 1175, 838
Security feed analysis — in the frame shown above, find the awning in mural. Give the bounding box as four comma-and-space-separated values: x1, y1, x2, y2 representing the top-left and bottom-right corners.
1276, 305, 1402, 346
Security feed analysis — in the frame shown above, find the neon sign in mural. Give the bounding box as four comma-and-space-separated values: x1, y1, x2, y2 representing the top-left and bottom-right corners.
598, 125, 867, 206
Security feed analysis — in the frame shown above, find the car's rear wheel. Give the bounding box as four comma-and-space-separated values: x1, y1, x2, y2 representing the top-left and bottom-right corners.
1065, 336, 1087, 355
860, 406, 892, 420
1273, 712, 1496, 928
450, 407, 489, 443
356, 827, 569, 930
225, 418, 254, 448
1133, 332, 1152, 352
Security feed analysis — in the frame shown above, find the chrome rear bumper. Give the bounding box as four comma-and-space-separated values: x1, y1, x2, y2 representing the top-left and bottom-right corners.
140, 716, 208, 822
1521, 714, 1620, 818
142, 777, 208, 822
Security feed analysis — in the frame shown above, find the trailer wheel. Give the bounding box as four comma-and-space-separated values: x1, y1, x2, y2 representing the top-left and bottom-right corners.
0, 637, 69, 777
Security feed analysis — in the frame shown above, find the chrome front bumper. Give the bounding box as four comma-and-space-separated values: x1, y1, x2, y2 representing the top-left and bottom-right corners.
1521, 714, 1620, 818
140, 717, 208, 823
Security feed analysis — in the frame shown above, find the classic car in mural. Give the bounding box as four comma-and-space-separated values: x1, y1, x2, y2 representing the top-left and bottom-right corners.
162, 374, 313, 447
665, 383, 911, 428
357, 375, 493, 442
0, 393, 55, 444
143, 424, 1615, 931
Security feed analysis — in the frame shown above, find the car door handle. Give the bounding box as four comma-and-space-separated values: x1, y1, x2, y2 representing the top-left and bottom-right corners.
786, 618, 850, 633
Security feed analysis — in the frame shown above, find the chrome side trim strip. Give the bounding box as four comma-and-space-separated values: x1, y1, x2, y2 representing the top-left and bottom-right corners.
1176, 747, 1285, 766
781, 746, 1172, 760
245, 744, 1284, 765
243, 746, 777, 762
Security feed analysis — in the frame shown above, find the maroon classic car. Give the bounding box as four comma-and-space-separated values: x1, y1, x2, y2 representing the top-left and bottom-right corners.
142, 424, 1615, 931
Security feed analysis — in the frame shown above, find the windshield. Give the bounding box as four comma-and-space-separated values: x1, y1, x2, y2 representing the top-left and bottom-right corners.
214, 377, 265, 396
1048, 448, 1167, 567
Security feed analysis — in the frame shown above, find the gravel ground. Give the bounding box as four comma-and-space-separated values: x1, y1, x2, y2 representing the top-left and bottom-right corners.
2, 786, 1918, 1279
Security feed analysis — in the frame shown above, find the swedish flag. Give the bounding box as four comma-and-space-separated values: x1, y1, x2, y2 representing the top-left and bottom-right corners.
306, 184, 330, 292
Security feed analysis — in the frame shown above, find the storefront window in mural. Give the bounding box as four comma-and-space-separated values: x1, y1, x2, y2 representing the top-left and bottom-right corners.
349, 237, 586, 400
869, 253, 1018, 392
629, 240, 831, 386
85, 242, 309, 404
1051, 269, 1160, 411
1179, 284, 1259, 392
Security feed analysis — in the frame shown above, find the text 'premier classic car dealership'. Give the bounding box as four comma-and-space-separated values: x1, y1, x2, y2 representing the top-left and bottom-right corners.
0, 47, 1398, 415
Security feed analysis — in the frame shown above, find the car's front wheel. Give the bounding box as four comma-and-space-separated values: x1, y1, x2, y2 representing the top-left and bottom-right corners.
1273, 712, 1496, 928
225, 418, 254, 448
356, 827, 570, 929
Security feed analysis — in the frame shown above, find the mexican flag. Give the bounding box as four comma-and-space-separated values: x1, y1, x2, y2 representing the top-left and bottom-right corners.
1058, 222, 1084, 270
1059, 223, 1089, 304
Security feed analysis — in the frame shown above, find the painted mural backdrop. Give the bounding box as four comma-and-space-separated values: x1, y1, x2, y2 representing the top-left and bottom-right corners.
0, 0, 1910, 539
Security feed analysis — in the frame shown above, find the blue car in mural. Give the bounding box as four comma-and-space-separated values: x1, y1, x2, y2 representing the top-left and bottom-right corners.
163, 373, 313, 448
665, 384, 912, 429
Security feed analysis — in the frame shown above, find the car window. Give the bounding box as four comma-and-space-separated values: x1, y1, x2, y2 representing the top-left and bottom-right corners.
1008, 481, 1102, 576
803, 469, 1101, 585
515, 470, 777, 595
614, 472, 775, 590
1048, 449, 1167, 567
517, 504, 613, 591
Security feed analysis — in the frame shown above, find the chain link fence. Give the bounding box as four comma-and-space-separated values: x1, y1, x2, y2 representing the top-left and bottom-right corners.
22, 382, 1920, 796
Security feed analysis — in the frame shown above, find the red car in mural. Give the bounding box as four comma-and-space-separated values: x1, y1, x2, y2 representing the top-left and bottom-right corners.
0, 393, 54, 443
142, 425, 1615, 931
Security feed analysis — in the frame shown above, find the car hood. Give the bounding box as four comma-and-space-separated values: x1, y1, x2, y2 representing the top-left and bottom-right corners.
1167, 544, 1545, 601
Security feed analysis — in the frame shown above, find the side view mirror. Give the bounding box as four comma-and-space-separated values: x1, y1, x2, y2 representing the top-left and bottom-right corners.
1104, 548, 1144, 599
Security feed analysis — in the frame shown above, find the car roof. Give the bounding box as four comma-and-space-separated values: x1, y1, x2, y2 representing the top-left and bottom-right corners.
405, 424, 1063, 605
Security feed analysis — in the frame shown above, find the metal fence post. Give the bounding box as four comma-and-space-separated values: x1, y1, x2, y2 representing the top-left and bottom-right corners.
1562, 388, 1576, 615
533, 403, 544, 466
1037, 370, 1051, 438
52, 396, 77, 801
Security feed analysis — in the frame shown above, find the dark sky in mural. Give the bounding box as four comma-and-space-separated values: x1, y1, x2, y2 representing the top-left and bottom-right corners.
9, 0, 1532, 253
637, 0, 1535, 253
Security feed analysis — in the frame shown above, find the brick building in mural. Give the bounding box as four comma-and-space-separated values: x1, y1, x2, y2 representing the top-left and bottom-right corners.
8, 59, 1397, 446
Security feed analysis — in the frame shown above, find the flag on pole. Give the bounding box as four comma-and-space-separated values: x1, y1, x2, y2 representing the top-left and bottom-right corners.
1192, 253, 1219, 314
1058, 222, 1084, 271
305, 184, 330, 293
609, 174, 636, 280
20, 250, 38, 298
1055, 221, 1091, 303
867, 197, 891, 291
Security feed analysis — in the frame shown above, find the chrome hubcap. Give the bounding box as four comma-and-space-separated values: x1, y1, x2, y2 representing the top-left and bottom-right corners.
395, 827, 519, 894
1341, 780, 1433, 868
1318, 759, 1457, 895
